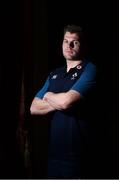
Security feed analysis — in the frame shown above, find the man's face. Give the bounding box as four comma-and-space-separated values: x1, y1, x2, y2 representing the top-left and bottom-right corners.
62, 32, 80, 60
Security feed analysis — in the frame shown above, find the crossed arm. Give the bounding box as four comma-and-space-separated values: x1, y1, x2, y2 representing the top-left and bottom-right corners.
30, 62, 96, 115
30, 90, 81, 115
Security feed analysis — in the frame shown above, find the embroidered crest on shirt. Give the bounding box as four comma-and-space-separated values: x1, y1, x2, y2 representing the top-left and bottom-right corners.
51, 74, 58, 79
77, 65, 82, 69
71, 72, 78, 80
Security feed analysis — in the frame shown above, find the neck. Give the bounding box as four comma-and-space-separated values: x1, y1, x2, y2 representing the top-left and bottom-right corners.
66, 59, 82, 72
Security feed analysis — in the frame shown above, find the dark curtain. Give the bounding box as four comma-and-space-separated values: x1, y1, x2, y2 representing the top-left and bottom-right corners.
0, 0, 25, 178
0, 0, 119, 178
23, 0, 50, 178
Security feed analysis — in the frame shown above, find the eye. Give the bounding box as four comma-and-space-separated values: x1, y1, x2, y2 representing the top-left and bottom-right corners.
63, 39, 68, 44
74, 41, 80, 46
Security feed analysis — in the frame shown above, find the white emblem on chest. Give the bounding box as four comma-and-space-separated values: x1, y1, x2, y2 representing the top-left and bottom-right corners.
51, 74, 58, 79
71, 72, 78, 80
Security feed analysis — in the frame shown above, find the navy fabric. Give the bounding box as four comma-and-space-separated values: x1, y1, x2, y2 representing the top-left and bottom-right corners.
71, 62, 96, 97
35, 60, 97, 178
36, 77, 49, 98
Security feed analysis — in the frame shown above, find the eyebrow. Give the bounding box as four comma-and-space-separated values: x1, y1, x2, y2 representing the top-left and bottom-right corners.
63, 38, 79, 41
64, 38, 79, 41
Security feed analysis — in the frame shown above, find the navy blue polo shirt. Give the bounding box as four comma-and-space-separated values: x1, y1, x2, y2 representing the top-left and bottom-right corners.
36, 60, 96, 162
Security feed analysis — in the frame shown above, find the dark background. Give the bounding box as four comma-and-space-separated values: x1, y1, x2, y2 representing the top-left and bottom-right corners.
0, 0, 119, 178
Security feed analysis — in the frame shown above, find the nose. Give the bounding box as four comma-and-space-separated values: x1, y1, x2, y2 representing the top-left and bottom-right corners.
67, 42, 74, 48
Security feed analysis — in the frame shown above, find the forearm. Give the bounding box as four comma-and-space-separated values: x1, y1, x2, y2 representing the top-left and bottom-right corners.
44, 90, 81, 110
30, 97, 56, 115
43, 93, 66, 110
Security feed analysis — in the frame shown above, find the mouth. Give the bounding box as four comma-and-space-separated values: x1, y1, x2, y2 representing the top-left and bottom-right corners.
65, 50, 73, 54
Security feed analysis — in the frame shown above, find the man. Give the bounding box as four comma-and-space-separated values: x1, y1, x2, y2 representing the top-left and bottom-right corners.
30, 25, 97, 178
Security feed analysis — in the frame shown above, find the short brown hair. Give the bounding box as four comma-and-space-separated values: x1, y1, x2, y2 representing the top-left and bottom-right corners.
63, 24, 83, 40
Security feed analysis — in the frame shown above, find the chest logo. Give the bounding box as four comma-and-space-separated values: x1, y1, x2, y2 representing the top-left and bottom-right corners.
51, 74, 58, 79
71, 72, 78, 80
77, 65, 82, 69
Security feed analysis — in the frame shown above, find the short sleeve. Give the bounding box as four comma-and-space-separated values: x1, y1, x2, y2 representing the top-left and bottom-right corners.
35, 76, 50, 98
70, 62, 96, 97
